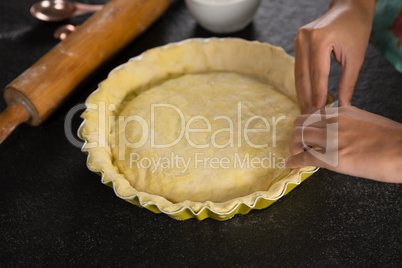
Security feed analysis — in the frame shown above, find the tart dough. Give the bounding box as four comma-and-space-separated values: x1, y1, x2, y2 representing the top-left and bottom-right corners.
113, 72, 298, 203
80, 38, 317, 215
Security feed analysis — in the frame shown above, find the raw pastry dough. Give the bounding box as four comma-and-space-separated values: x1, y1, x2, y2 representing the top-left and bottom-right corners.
114, 72, 298, 203
80, 38, 317, 215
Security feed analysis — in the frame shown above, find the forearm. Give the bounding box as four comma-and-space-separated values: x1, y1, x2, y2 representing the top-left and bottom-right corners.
385, 126, 402, 183
329, 0, 376, 20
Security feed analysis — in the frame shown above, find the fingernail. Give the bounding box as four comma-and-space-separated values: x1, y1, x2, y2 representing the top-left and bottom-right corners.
283, 158, 288, 168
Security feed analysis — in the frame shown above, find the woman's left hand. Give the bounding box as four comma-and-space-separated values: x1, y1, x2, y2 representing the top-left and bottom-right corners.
285, 106, 402, 183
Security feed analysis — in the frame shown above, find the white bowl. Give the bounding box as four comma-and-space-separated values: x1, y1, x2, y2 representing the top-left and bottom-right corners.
185, 0, 261, 33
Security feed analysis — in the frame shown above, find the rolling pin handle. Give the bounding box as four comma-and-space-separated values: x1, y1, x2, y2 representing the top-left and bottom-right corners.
0, 101, 30, 144
0, 0, 170, 144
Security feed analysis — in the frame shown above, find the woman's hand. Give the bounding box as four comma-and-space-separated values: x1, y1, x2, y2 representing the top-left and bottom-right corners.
294, 0, 376, 114
285, 106, 402, 183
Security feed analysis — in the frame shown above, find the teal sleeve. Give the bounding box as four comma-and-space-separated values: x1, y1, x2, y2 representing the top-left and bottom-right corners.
371, 0, 402, 73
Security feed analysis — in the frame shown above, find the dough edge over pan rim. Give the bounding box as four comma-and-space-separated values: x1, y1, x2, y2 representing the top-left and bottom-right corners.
78, 38, 318, 220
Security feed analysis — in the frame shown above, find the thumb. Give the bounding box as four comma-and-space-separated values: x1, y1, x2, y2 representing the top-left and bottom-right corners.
285, 150, 323, 169
285, 151, 316, 168
285, 149, 339, 170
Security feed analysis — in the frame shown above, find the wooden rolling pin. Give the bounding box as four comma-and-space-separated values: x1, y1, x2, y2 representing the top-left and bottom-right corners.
0, 0, 170, 143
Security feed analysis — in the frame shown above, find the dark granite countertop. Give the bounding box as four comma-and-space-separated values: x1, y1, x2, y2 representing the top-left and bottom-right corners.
1, 0, 401, 266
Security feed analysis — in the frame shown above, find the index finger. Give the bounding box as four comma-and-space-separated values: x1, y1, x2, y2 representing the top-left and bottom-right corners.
309, 42, 332, 110
294, 30, 313, 114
